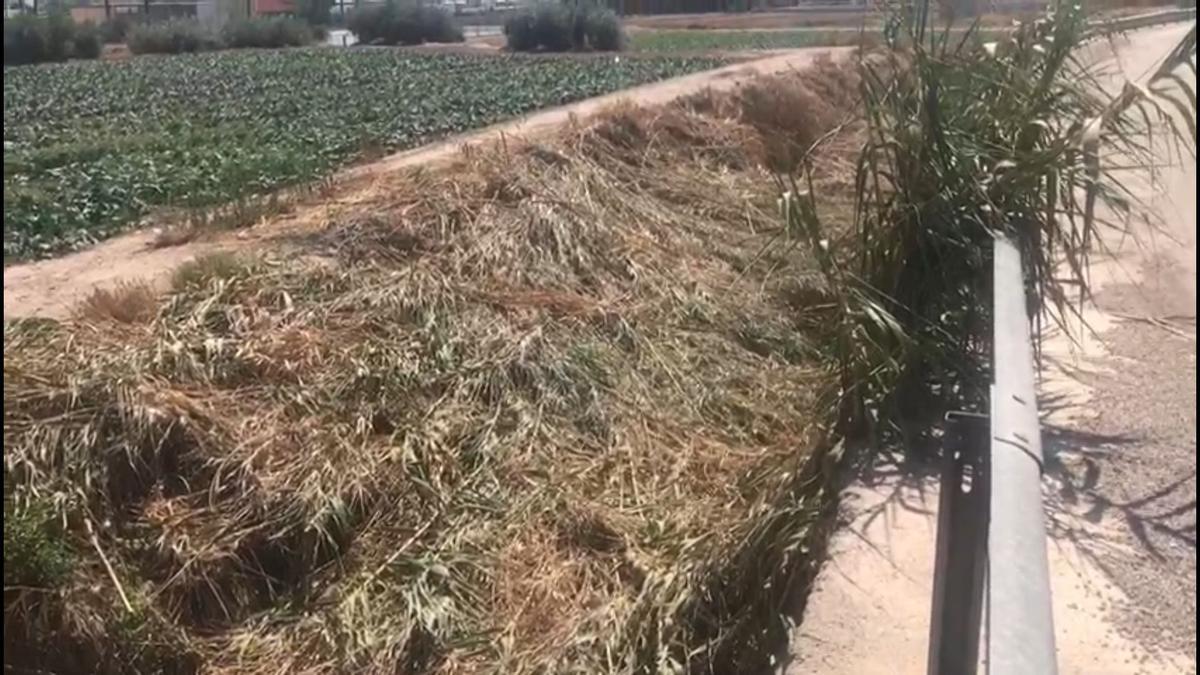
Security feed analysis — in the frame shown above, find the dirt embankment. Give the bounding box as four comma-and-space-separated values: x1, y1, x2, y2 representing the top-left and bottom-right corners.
3, 47, 848, 320
3, 55, 864, 674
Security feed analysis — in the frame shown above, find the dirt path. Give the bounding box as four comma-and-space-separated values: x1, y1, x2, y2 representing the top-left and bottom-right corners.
2, 47, 847, 321
785, 22, 1196, 675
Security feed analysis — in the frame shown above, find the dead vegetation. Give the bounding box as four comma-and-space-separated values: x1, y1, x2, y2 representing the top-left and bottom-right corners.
3, 56, 861, 674
76, 281, 160, 325
150, 178, 339, 249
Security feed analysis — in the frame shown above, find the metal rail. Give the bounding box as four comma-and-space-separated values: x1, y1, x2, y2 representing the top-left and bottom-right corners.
927, 236, 1058, 675
987, 237, 1057, 675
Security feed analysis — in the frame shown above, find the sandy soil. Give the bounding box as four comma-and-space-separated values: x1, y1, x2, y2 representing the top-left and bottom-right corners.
2, 47, 848, 320
100, 43, 132, 61
785, 21, 1196, 675
1037, 19, 1197, 660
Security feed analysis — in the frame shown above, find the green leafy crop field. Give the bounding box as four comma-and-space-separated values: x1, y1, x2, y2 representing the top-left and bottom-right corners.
3, 49, 722, 260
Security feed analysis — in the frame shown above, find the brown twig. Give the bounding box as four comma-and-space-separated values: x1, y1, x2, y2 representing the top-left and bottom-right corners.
85, 517, 134, 615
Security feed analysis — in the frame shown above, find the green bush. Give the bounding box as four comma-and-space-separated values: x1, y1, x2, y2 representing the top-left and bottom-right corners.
3, 500, 73, 589
3, 13, 103, 65
126, 18, 220, 54
347, 1, 463, 46
504, 2, 569, 51
504, 1, 624, 52
41, 12, 76, 60
121, 16, 315, 54
500, 11, 529, 49
295, 0, 335, 26
3, 17, 48, 65
72, 21, 103, 58
100, 13, 139, 44
418, 4, 462, 42
583, 6, 622, 51
222, 16, 315, 49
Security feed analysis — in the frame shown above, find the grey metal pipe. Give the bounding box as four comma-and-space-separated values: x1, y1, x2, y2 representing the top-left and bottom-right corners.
987, 237, 1058, 675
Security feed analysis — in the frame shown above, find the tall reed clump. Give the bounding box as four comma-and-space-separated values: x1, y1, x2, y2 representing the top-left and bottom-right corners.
782, 1, 1197, 443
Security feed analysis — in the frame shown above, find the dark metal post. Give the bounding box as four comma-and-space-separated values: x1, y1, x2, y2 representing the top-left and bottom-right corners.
927, 411, 989, 675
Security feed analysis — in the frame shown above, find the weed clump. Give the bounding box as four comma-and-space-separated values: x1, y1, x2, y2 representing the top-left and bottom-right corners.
77, 281, 159, 325
3, 500, 73, 588
171, 251, 253, 290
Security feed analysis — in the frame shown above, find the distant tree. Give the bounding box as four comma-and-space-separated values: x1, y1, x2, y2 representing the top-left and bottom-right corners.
295, 0, 333, 24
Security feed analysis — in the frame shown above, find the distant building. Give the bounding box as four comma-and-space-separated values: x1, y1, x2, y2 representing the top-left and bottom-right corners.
59, 0, 275, 25
251, 0, 292, 14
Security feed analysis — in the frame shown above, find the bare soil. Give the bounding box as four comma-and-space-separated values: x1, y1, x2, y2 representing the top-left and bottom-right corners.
100, 43, 132, 61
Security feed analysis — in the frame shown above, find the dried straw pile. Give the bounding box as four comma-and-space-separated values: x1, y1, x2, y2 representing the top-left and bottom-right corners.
4, 57, 859, 674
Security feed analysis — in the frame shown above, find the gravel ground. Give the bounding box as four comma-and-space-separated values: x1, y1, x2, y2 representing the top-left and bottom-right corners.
1047, 23, 1198, 657
1048, 260, 1198, 656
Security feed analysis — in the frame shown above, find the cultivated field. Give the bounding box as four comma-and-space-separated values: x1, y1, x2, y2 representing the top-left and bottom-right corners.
2, 49, 721, 260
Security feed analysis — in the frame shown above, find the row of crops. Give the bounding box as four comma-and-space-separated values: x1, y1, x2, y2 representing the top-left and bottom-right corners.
3, 49, 722, 260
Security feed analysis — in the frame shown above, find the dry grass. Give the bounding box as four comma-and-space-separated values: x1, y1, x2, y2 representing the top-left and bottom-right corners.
3, 58, 861, 675
150, 179, 339, 249
171, 251, 254, 291
76, 281, 160, 325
